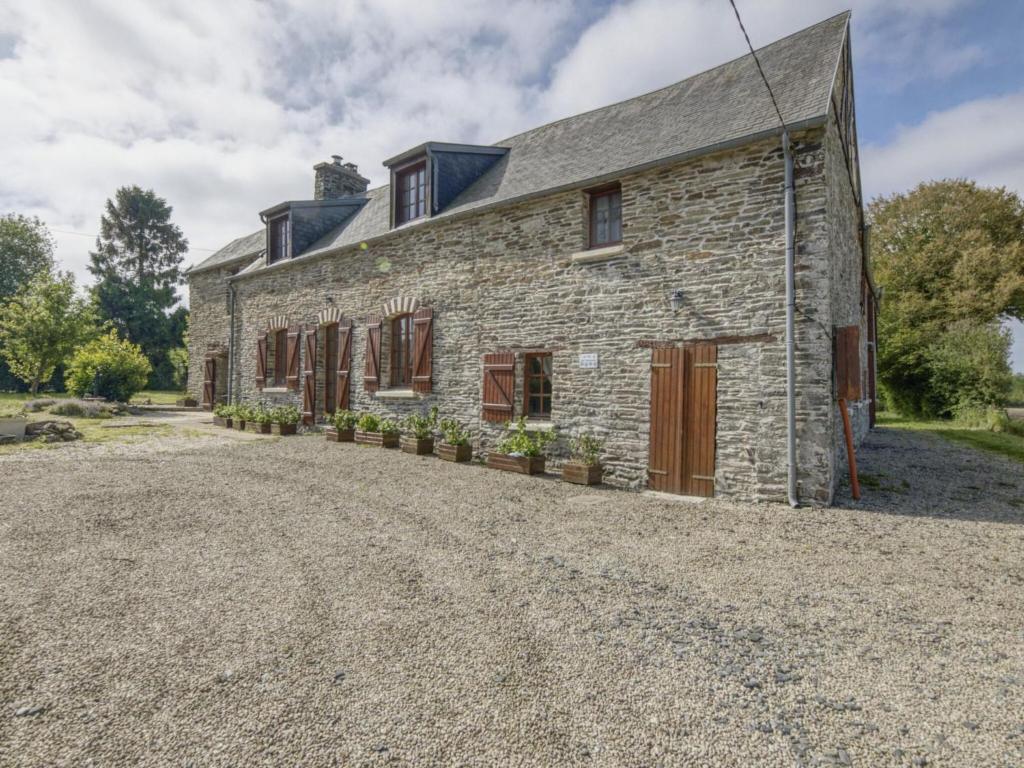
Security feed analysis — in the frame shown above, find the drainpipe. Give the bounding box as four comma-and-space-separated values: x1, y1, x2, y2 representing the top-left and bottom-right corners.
227, 282, 236, 403
783, 130, 798, 508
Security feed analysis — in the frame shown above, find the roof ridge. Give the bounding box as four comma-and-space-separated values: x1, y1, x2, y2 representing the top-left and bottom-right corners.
492, 11, 850, 147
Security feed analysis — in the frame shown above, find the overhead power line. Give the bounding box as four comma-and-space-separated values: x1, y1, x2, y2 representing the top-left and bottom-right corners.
726, 0, 787, 131
49, 227, 217, 252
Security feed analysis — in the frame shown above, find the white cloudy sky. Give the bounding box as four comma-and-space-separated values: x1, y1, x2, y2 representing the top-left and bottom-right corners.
1, 0, 1023, 368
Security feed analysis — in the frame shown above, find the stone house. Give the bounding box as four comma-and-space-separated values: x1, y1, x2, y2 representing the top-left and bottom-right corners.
187, 12, 877, 505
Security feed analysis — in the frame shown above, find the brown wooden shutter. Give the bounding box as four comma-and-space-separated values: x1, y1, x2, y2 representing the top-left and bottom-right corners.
302, 328, 316, 424
412, 307, 433, 394
834, 325, 862, 401
256, 334, 267, 390
337, 318, 352, 410
684, 344, 718, 497
364, 313, 382, 392
286, 325, 301, 390
482, 352, 515, 422
202, 357, 215, 410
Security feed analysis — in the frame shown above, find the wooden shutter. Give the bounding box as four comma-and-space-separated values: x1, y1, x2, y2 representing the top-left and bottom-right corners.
286, 325, 301, 390
202, 357, 215, 410
648, 347, 683, 493
302, 328, 316, 424
482, 352, 515, 422
337, 319, 352, 410
364, 314, 382, 392
834, 325, 862, 401
683, 344, 718, 497
412, 307, 433, 394
256, 334, 267, 390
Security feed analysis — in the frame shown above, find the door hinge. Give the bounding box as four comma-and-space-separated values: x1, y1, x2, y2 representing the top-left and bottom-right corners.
691, 474, 715, 481
693, 363, 718, 369
647, 468, 668, 475
650, 363, 672, 369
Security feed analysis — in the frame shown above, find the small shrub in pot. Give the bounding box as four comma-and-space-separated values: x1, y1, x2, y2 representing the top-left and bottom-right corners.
326, 409, 357, 442
562, 434, 604, 485
232, 404, 250, 430
401, 407, 437, 455
487, 417, 555, 475
246, 402, 273, 434
213, 403, 234, 427
271, 405, 300, 435
355, 412, 399, 448
437, 417, 472, 462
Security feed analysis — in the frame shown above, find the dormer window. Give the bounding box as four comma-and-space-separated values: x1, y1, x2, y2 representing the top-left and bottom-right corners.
396, 161, 427, 225
268, 214, 290, 264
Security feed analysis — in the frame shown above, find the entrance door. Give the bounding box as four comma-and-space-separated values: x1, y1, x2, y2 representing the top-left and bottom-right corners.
648, 344, 717, 496
324, 323, 338, 418
202, 357, 216, 410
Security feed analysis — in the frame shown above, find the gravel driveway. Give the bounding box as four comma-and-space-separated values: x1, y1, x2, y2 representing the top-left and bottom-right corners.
1, 421, 1022, 767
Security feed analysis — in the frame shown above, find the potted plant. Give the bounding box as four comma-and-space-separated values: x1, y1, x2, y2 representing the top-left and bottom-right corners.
562, 434, 604, 485
213, 403, 234, 428
487, 417, 555, 475
247, 402, 273, 434
437, 417, 472, 462
325, 409, 357, 442
271, 405, 300, 435
355, 412, 400, 448
401, 407, 437, 455
232, 404, 249, 431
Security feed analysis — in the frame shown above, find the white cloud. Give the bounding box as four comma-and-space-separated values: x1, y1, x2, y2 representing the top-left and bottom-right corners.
0, 0, 994, 299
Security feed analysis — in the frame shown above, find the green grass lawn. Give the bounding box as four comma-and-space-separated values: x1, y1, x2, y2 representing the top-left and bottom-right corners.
879, 412, 1024, 464
129, 390, 185, 405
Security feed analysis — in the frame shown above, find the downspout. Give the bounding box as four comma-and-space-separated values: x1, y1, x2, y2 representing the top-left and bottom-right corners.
783, 130, 799, 508
227, 281, 236, 403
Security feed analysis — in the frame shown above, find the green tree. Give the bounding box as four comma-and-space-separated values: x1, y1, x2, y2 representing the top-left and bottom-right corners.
88, 186, 188, 389
0, 270, 94, 395
0, 214, 57, 390
925, 320, 1013, 413
65, 329, 152, 402
870, 180, 1024, 416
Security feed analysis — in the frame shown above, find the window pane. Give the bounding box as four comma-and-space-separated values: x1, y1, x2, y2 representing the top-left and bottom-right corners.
542, 378, 552, 394
542, 396, 551, 414
542, 356, 552, 374
528, 357, 541, 375
528, 377, 540, 394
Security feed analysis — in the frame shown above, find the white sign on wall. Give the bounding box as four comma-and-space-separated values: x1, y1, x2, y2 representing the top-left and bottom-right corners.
578, 352, 599, 369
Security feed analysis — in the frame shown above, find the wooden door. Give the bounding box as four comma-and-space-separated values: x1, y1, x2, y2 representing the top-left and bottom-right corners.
302, 329, 316, 425
324, 323, 338, 417
648, 345, 717, 497
202, 358, 215, 410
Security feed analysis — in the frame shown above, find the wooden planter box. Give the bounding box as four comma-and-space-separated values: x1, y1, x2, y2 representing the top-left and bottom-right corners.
401, 436, 434, 455
233, 420, 247, 431
213, 416, 231, 428
325, 427, 355, 442
247, 421, 272, 434
272, 423, 297, 436
487, 453, 546, 475
437, 443, 472, 463
355, 430, 399, 448
561, 462, 603, 485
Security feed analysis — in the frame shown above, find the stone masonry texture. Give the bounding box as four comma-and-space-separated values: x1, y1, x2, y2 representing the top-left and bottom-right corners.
189, 106, 871, 505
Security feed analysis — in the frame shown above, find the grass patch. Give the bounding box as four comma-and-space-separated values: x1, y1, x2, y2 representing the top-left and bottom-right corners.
130, 390, 185, 405
878, 412, 1024, 464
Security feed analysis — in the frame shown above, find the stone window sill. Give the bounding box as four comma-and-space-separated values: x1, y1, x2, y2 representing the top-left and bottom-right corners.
520, 419, 555, 432
374, 388, 422, 401
570, 243, 625, 265
262, 387, 289, 394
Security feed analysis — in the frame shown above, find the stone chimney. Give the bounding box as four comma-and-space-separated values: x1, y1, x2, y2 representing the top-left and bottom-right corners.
313, 155, 370, 200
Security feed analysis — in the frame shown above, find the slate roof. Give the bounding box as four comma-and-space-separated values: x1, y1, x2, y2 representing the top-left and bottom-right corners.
190, 11, 848, 276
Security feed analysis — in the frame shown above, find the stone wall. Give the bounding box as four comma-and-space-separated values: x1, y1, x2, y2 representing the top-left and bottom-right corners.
190, 130, 853, 504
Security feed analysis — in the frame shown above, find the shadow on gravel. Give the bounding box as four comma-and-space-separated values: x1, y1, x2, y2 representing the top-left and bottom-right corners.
833, 427, 1024, 525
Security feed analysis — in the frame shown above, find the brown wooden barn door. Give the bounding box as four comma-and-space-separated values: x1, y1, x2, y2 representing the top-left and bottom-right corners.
682, 344, 717, 497
202, 357, 216, 410
324, 323, 338, 417
648, 347, 683, 493
302, 328, 316, 425
648, 345, 717, 497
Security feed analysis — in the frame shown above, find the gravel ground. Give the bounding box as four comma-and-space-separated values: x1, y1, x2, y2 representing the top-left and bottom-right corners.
1, 420, 1022, 767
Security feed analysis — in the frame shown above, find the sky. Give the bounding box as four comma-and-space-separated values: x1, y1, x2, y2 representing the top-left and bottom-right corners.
1, 0, 1023, 370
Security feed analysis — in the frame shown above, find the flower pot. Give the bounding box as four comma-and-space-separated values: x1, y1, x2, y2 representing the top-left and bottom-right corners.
233, 420, 247, 431
248, 421, 272, 434
355, 430, 399, 448
325, 427, 355, 442
487, 453, 545, 475
561, 462, 603, 486
272, 422, 297, 436
437, 443, 472, 463
401, 436, 434, 455
213, 416, 231, 428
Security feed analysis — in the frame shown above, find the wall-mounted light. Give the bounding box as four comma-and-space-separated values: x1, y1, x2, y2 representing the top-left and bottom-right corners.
326, 296, 335, 305
669, 289, 684, 312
